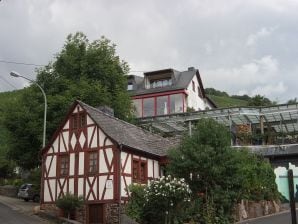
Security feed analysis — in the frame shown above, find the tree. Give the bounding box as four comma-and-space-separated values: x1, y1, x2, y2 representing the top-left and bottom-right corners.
287, 98, 297, 104
167, 119, 279, 223
4, 32, 132, 169
248, 94, 273, 106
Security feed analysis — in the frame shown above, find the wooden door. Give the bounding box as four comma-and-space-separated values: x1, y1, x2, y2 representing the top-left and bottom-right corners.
88, 204, 104, 224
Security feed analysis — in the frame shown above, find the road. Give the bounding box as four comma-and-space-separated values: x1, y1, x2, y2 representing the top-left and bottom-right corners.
0, 202, 44, 224
238, 210, 295, 224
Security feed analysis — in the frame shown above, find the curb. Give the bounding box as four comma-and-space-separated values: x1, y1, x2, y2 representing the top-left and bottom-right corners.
236, 209, 291, 223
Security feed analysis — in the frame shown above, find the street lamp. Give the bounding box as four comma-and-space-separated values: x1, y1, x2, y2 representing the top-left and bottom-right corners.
10, 71, 47, 148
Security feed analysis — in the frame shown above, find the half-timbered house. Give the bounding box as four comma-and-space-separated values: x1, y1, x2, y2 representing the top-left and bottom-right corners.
41, 100, 176, 224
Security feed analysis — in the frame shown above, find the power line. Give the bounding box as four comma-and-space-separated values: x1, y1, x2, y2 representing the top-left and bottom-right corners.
0, 76, 18, 89
0, 59, 45, 67
0, 59, 149, 72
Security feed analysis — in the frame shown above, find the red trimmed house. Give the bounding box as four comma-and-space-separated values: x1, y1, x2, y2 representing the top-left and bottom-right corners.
41, 100, 176, 223
127, 67, 216, 118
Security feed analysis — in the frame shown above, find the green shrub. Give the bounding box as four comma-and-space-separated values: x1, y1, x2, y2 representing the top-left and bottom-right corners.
56, 193, 83, 219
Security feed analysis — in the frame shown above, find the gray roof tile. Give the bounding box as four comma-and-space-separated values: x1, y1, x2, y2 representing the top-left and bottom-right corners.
78, 101, 178, 156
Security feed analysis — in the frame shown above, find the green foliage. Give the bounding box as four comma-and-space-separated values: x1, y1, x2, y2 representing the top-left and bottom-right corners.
248, 94, 274, 106
167, 119, 279, 222
205, 88, 229, 97
56, 193, 83, 219
125, 184, 146, 223
3, 32, 132, 169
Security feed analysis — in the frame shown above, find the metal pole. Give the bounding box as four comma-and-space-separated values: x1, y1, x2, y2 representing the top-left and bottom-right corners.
288, 169, 297, 224
188, 120, 192, 136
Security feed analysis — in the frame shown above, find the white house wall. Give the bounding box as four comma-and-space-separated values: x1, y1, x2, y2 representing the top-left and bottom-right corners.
186, 75, 207, 110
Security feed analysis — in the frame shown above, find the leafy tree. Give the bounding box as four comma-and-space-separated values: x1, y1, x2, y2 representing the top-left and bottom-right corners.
287, 98, 297, 104
205, 88, 229, 97
4, 32, 132, 169
167, 119, 279, 222
248, 94, 273, 106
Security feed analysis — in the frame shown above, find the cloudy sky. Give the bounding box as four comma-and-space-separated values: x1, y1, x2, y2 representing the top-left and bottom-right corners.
0, 0, 297, 102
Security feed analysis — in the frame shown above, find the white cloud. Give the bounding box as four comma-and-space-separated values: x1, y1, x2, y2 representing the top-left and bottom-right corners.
203, 55, 282, 99
246, 27, 277, 46
0, 0, 297, 102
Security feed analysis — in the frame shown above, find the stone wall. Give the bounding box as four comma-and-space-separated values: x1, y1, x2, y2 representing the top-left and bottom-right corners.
0, 185, 18, 197
106, 203, 120, 224
235, 200, 280, 221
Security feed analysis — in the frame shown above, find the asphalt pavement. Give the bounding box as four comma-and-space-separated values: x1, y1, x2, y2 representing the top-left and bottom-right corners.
0, 195, 50, 223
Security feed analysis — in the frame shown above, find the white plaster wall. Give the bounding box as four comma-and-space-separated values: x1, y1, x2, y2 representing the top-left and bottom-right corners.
69, 153, 75, 176
44, 182, 51, 202
99, 150, 108, 173
154, 161, 160, 178
121, 152, 131, 174
98, 128, 106, 147
49, 179, 56, 200
63, 120, 69, 130
87, 115, 93, 125
106, 148, 114, 172
121, 176, 131, 197
52, 137, 59, 153
147, 159, 153, 178
59, 134, 66, 153
48, 155, 56, 177
78, 178, 84, 197
69, 178, 74, 194
62, 132, 69, 152
87, 126, 98, 148
186, 76, 207, 111
104, 176, 114, 200
78, 152, 84, 175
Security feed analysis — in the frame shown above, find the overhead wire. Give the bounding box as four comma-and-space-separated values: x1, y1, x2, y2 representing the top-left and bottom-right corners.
0, 76, 18, 89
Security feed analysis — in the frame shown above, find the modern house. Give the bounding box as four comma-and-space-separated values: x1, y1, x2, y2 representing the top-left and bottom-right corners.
41, 100, 177, 224
127, 67, 216, 118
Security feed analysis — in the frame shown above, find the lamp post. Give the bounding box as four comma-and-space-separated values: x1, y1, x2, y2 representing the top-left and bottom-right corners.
10, 71, 47, 148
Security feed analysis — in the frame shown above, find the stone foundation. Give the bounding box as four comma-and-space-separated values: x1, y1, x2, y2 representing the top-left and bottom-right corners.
235, 200, 280, 221
106, 203, 120, 224
41, 202, 120, 224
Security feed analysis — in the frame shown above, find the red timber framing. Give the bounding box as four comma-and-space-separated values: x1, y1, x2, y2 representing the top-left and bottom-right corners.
120, 146, 162, 202
132, 90, 187, 118
41, 104, 121, 206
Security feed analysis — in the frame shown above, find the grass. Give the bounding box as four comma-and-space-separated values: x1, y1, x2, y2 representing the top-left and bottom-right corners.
207, 95, 248, 108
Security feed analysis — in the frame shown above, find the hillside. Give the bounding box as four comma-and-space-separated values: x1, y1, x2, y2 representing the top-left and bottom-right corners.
207, 95, 249, 108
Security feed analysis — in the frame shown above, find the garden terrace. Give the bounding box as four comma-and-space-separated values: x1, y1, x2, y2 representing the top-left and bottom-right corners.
138, 103, 298, 146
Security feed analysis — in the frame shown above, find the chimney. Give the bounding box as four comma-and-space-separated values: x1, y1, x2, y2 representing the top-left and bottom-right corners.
188, 67, 195, 71
97, 106, 114, 116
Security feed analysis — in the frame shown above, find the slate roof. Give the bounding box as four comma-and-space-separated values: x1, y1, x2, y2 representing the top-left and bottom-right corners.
78, 101, 178, 156
128, 68, 205, 97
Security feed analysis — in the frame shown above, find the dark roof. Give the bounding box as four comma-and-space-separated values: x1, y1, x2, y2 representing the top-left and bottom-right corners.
129, 68, 206, 97
77, 101, 177, 156
235, 144, 298, 157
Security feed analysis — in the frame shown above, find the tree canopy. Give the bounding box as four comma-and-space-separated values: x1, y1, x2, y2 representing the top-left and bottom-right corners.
167, 119, 278, 223
4, 32, 132, 169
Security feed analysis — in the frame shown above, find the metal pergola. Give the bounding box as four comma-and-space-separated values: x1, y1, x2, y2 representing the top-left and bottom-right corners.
138, 103, 298, 145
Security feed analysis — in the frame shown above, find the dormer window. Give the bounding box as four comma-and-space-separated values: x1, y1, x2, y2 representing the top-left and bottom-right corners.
127, 83, 133, 90
150, 78, 172, 89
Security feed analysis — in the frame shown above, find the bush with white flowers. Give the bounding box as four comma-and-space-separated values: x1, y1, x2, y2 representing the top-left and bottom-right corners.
142, 175, 192, 224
